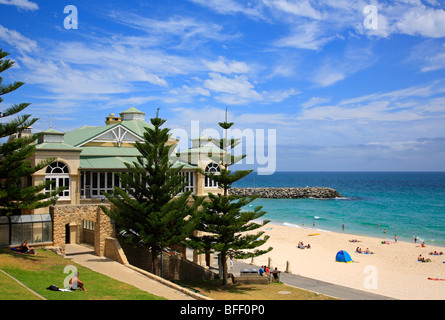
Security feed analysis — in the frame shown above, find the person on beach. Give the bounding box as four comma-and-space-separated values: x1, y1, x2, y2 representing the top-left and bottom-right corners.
417, 255, 431, 263
342, 224, 344, 231
414, 236, 417, 244
394, 235, 398, 243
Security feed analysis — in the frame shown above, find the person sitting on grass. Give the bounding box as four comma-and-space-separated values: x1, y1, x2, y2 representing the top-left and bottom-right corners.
19, 240, 36, 254
69, 272, 87, 291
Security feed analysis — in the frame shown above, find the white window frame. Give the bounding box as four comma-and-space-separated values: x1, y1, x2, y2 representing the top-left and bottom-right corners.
81, 171, 122, 198
204, 162, 220, 188
45, 162, 70, 200
179, 170, 195, 194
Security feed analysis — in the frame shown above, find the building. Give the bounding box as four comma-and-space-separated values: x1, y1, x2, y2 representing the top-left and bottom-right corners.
0, 106, 225, 248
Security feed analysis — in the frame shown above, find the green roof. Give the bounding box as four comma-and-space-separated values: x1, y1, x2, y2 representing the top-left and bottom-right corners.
41, 128, 65, 135
80, 156, 197, 170
35, 111, 200, 171
80, 146, 141, 157
80, 156, 137, 169
64, 124, 115, 147
35, 142, 82, 151
120, 120, 153, 137
120, 106, 145, 114
63, 120, 155, 147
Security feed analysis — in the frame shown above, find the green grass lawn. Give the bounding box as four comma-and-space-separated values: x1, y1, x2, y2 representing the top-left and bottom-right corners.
0, 248, 165, 300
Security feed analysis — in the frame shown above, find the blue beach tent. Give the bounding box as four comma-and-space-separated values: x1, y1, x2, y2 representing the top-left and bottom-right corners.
336, 250, 352, 263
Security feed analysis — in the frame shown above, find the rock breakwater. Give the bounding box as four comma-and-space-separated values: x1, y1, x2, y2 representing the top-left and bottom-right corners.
230, 187, 343, 199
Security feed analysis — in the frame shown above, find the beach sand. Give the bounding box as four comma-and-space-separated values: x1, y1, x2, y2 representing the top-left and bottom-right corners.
240, 223, 445, 300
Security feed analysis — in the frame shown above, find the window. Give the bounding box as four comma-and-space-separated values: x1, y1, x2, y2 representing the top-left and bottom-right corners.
2, 214, 52, 245
204, 162, 220, 188
179, 171, 195, 193
81, 171, 122, 198
83, 220, 95, 231
45, 161, 70, 199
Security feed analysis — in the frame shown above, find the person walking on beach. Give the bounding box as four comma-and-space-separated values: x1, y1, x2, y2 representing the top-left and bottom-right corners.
394, 235, 398, 243
342, 224, 345, 231
414, 236, 417, 244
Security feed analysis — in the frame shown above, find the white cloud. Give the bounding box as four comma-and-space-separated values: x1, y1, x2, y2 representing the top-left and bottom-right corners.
203, 73, 263, 104
188, 0, 265, 19
0, 25, 38, 53
263, 0, 322, 20
396, 5, 445, 38
202, 56, 250, 74
302, 97, 331, 109
274, 21, 336, 50
299, 81, 445, 122
0, 0, 38, 11
311, 45, 377, 87
108, 10, 241, 50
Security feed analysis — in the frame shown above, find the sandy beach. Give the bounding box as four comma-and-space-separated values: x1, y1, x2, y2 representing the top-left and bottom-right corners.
241, 223, 445, 300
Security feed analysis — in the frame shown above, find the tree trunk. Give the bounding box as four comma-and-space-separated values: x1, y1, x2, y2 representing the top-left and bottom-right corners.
221, 251, 229, 285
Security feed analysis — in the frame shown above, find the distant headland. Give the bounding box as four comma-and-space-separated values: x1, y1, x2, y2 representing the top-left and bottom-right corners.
230, 187, 343, 199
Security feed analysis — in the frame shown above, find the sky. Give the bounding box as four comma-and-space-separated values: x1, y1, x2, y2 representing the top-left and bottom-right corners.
1, 0, 445, 172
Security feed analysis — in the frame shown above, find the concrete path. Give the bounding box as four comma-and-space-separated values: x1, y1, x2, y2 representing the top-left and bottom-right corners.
64, 244, 198, 300
64, 244, 395, 300
229, 259, 396, 300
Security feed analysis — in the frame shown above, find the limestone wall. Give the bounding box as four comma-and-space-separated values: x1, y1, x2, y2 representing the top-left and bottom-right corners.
50, 204, 114, 256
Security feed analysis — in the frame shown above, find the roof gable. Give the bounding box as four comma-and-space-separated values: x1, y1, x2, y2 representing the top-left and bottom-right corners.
79, 124, 143, 147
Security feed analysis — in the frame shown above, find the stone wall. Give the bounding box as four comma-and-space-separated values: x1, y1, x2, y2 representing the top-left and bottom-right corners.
50, 204, 114, 256
230, 187, 343, 199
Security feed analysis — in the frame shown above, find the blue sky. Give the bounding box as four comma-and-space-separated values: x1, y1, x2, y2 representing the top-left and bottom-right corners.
1, 0, 445, 172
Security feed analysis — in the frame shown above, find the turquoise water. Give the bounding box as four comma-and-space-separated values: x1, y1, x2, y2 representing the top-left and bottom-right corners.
233, 172, 445, 247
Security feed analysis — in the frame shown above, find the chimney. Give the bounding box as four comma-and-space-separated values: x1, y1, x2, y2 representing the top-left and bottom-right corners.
105, 113, 122, 125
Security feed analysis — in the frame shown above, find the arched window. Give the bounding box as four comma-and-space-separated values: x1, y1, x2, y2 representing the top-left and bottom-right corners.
45, 161, 70, 199
204, 162, 220, 188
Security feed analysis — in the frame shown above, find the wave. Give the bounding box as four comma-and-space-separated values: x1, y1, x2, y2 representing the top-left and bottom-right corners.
282, 222, 303, 229
334, 196, 363, 201
281, 221, 332, 233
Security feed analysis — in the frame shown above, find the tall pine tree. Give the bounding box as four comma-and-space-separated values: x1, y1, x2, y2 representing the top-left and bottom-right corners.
0, 49, 60, 215
101, 109, 204, 276
189, 108, 272, 285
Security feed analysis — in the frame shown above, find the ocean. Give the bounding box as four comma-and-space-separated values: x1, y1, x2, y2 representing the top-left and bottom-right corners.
233, 172, 445, 248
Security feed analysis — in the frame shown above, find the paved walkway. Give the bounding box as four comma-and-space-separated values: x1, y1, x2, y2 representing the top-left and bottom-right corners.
65, 244, 395, 300
229, 259, 396, 300
64, 244, 199, 300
